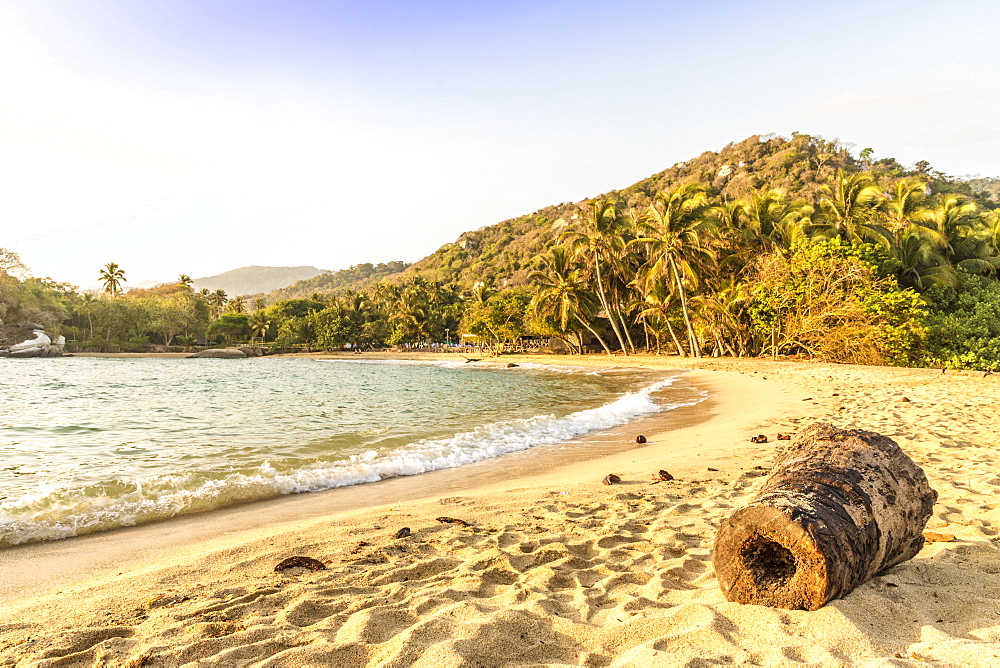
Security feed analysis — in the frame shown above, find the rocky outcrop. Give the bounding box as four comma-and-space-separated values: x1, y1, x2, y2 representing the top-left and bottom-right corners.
187, 348, 248, 359
1, 326, 65, 358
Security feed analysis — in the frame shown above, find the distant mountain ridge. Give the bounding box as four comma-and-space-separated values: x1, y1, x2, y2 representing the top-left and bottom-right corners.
192, 265, 324, 296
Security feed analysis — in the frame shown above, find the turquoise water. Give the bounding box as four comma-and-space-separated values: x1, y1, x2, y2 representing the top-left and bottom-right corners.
0, 357, 700, 546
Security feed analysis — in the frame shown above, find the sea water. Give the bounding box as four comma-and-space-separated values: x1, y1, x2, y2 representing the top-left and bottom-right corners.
0, 357, 703, 546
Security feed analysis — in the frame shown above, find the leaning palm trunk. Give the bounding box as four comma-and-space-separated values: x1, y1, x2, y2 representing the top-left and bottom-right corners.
663, 317, 686, 356
593, 252, 629, 355
669, 256, 700, 357
575, 314, 613, 355
616, 307, 638, 354
607, 304, 635, 354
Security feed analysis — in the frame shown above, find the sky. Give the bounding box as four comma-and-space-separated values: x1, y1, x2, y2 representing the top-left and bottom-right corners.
2, 0, 998, 291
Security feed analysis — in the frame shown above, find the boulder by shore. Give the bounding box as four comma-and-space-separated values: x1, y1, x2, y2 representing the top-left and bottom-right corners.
0, 323, 65, 358
186, 347, 248, 359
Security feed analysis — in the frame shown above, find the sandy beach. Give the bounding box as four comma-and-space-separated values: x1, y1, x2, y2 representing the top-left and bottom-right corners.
3, 354, 1000, 666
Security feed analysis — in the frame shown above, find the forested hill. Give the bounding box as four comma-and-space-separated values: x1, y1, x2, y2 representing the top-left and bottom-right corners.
260, 261, 410, 302
964, 176, 1000, 201
397, 134, 998, 288
8, 132, 1000, 369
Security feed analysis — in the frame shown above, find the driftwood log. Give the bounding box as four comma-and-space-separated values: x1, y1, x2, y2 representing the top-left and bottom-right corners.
713, 422, 937, 610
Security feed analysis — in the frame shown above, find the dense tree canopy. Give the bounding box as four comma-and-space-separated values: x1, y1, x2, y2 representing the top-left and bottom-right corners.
4, 134, 1000, 367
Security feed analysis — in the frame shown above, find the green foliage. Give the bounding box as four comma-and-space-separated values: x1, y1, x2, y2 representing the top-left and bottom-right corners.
268, 277, 464, 349
8, 277, 73, 327
276, 315, 317, 348
461, 288, 532, 347
311, 307, 355, 349
264, 299, 326, 321
70, 284, 211, 349
747, 239, 926, 365
207, 312, 251, 344
6, 135, 1000, 364
254, 299, 326, 345
923, 274, 1000, 370
261, 262, 409, 303
962, 176, 1000, 204
399, 134, 996, 292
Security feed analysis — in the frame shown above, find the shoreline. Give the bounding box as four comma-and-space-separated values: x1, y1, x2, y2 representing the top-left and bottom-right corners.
3, 355, 1000, 665
0, 360, 751, 602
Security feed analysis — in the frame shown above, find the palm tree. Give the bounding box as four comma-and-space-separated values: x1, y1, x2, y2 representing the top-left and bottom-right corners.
630, 184, 715, 357
280, 316, 317, 350
337, 291, 376, 344
563, 197, 631, 354
883, 178, 929, 233
607, 219, 644, 354
209, 289, 228, 317
174, 333, 197, 350
249, 311, 271, 344
636, 276, 686, 356
177, 274, 193, 288
391, 285, 429, 342
78, 292, 97, 339
370, 282, 401, 311
689, 277, 755, 357
529, 246, 611, 354
917, 195, 980, 258
98, 263, 126, 297
740, 189, 812, 253
228, 295, 246, 314
904, 194, 1000, 280
891, 225, 956, 291
813, 170, 889, 245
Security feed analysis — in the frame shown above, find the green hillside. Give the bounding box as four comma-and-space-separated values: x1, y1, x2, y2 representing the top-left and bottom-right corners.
963, 176, 1000, 202
9, 132, 1000, 370
400, 134, 996, 288
259, 261, 410, 303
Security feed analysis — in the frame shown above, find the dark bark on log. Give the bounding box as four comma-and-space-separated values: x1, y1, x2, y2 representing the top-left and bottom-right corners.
713, 422, 937, 610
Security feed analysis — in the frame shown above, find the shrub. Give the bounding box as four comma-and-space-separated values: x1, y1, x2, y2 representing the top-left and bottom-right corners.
748, 239, 926, 365
922, 273, 1000, 370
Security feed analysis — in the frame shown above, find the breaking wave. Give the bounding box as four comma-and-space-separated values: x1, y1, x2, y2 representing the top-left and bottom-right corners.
0, 378, 703, 546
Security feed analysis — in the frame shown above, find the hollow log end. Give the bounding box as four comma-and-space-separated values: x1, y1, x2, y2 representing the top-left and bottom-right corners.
713, 505, 830, 611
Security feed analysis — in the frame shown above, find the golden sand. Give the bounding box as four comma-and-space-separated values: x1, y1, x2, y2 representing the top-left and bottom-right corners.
2, 354, 999, 666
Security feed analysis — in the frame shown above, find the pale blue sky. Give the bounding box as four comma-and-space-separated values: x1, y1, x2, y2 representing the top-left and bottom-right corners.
2, 0, 998, 290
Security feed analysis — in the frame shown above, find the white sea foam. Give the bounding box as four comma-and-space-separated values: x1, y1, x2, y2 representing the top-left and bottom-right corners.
0, 377, 705, 546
